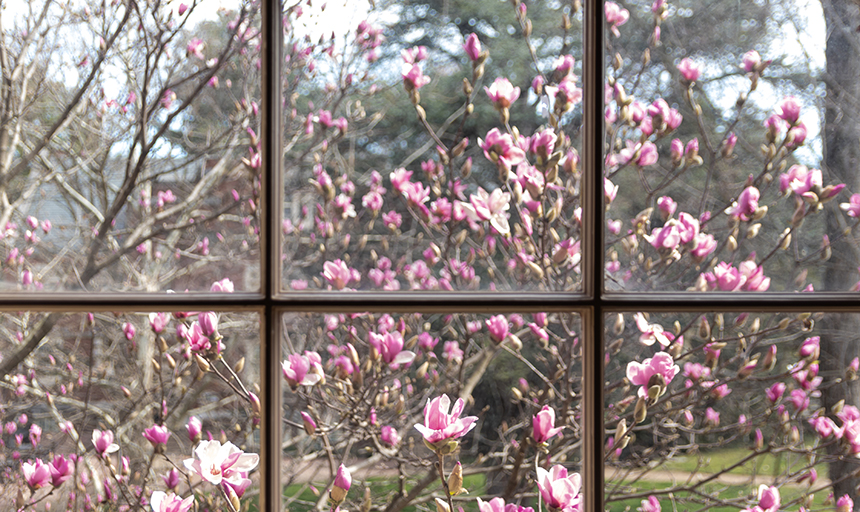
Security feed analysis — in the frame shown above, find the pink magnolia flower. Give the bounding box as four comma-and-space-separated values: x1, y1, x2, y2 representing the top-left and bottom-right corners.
210, 278, 234, 292
479, 128, 526, 171
690, 233, 717, 260
633, 313, 671, 347
282, 353, 322, 390
676, 58, 701, 82
777, 96, 801, 124
604, 1, 629, 37
464, 33, 482, 62
143, 425, 171, 447
461, 187, 512, 236
187, 416, 202, 442
413, 394, 478, 446
766, 382, 785, 403
645, 222, 681, 252
48, 455, 73, 487
92, 429, 119, 456
199, 311, 219, 337
331, 464, 351, 503
837, 495, 854, 512
183, 440, 259, 487
149, 312, 169, 333
536, 464, 582, 511
657, 196, 677, 220
150, 491, 194, 512
323, 259, 354, 290
626, 352, 680, 398
485, 315, 509, 344
187, 39, 205, 60
163, 468, 181, 489
726, 186, 759, 221
485, 77, 520, 110
369, 331, 416, 367
704, 407, 720, 426
638, 496, 661, 512
443, 341, 464, 363
402, 63, 431, 91
799, 335, 820, 360
123, 322, 136, 340
789, 389, 809, 412
533, 405, 563, 443
742, 50, 761, 73
840, 194, 860, 217
22, 459, 51, 489
381, 425, 400, 446
787, 122, 807, 147
757, 485, 780, 512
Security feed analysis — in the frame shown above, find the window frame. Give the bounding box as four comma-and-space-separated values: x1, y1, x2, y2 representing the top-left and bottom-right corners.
2, 1, 857, 511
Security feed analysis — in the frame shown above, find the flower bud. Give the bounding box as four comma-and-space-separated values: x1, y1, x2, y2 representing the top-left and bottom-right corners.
301, 411, 316, 436
447, 462, 463, 496
330, 464, 351, 504
634, 396, 648, 424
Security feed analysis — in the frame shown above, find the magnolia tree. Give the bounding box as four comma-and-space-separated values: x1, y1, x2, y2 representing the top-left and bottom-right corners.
4, 0, 860, 511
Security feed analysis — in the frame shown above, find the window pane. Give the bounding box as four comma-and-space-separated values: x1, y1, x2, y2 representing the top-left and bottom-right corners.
1, 1, 260, 293
280, 311, 580, 511
602, 1, 860, 293
0, 310, 260, 510
281, 1, 583, 292
605, 310, 859, 509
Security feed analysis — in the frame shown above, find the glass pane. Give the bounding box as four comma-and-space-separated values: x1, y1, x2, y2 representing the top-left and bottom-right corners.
605, 310, 860, 509
1, 1, 260, 292
603, 0, 860, 293
0, 310, 260, 510
281, 0, 583, 292
280, 311, 581, 511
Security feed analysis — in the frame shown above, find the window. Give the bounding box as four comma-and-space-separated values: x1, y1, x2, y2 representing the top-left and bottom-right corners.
4, 0, 860, 511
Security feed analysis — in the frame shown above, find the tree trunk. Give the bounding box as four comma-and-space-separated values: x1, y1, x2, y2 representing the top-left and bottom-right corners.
822, 0, 860, 502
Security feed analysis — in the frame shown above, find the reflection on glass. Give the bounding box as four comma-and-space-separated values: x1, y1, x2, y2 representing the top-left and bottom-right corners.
0, 1, 260, 292
280, 312, 580, 511
602, 0, 860, 292
0, 310, 260, 510
281, 1, 582, 292
606, 311, 860, 509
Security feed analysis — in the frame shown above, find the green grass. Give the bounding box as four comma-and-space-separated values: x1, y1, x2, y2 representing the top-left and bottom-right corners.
278, 473, 487, 512
657, 446, 828, 478
605, 481, 826, 512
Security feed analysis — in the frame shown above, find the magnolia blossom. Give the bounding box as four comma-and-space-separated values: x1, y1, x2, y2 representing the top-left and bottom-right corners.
143, 424, 171, 447
485, 314, 509, 343
183, 440, 259, 488
638, 496, 661, 512
676, 58, 701, 82
322, 259, 355, 290
330, 463, 351, 503
485, 77, 520, 110
368, 331, 416, 367
413, 394, 478, 446
478, 128, 526, 171
48, 455, 73, 487
633, 312, 670, 346
464, 33, 482, 62
742, 50, 762, 73
381, 425, 400, 446
726, 186, 759, 221
461, 187, 512, 236
536, 465, 582, 511
92, 429, 120, 456
150, 491, 194, 512
604, 1, 629, 37
282, 354, 322, 390
776, 96, 801, 124
22, 459, 51, 489
402, 63, 431, 90
626, 352, 679, 398
533, 405, 563, 443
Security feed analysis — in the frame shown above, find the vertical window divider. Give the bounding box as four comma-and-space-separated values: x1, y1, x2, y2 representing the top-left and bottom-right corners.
261, 0, 283, 510
583, 1, 604, 511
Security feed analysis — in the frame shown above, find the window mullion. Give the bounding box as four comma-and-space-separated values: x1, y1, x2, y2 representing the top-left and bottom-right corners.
261, 0, 283, 510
